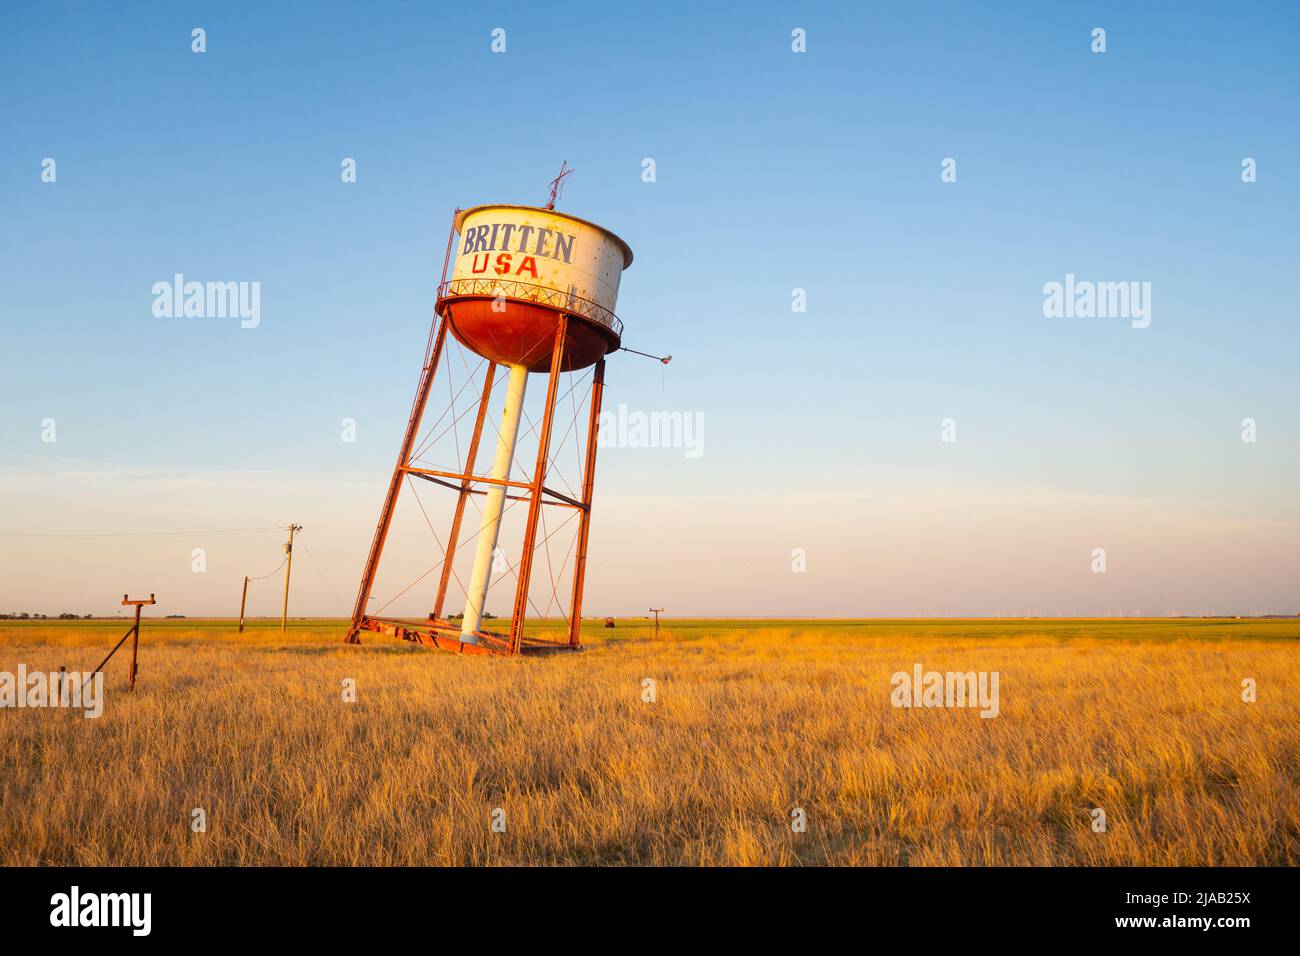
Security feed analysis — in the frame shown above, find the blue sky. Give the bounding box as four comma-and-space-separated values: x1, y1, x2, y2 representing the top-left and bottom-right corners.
2, 2, 1297, 616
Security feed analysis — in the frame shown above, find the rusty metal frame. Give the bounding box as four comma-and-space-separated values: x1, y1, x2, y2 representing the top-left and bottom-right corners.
345, 316, 448, 644
567, 358, 605, 647
431, 363, 496, 621
88, 593, 155, 692
345, 213, 461, 645
508, 315, 568, 654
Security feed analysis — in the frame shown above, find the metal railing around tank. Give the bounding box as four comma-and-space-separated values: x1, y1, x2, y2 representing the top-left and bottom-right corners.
437, 278, 624, 339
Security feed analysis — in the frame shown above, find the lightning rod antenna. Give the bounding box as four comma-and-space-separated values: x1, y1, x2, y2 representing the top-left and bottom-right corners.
546, 161, 573, 210
619, 346, 672, 364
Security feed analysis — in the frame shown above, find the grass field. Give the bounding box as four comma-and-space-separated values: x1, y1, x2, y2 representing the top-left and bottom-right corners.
2, 617, 1297, 866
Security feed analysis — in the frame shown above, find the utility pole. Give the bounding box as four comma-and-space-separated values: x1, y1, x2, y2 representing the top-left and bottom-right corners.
238, 575, 250, 633
649, 608, 664, 637
281, 524, 302, 635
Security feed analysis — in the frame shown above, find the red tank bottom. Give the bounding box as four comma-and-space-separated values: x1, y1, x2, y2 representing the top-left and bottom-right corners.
444, 298, 618, 372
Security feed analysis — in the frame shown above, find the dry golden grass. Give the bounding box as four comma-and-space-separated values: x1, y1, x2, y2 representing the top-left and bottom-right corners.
1, 617, 1297, 865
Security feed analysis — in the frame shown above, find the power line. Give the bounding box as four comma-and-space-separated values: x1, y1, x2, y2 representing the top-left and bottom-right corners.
0, 526, 286, 541
246, 557, 287, 582
296, 533, 347, 616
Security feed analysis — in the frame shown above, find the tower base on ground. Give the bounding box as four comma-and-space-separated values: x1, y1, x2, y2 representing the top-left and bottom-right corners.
349, 615, 582, 657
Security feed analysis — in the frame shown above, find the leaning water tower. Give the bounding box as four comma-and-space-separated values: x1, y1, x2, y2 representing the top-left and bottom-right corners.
345, 175, 634, 655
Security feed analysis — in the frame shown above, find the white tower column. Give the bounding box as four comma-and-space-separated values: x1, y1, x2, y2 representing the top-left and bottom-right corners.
461, 362, 529, 641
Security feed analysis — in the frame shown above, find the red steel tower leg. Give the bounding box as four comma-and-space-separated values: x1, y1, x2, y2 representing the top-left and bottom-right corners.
567, 358, 605, 648
346, 316, 449, 642
432, 361, 497, 621
508, 316, 568, 654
